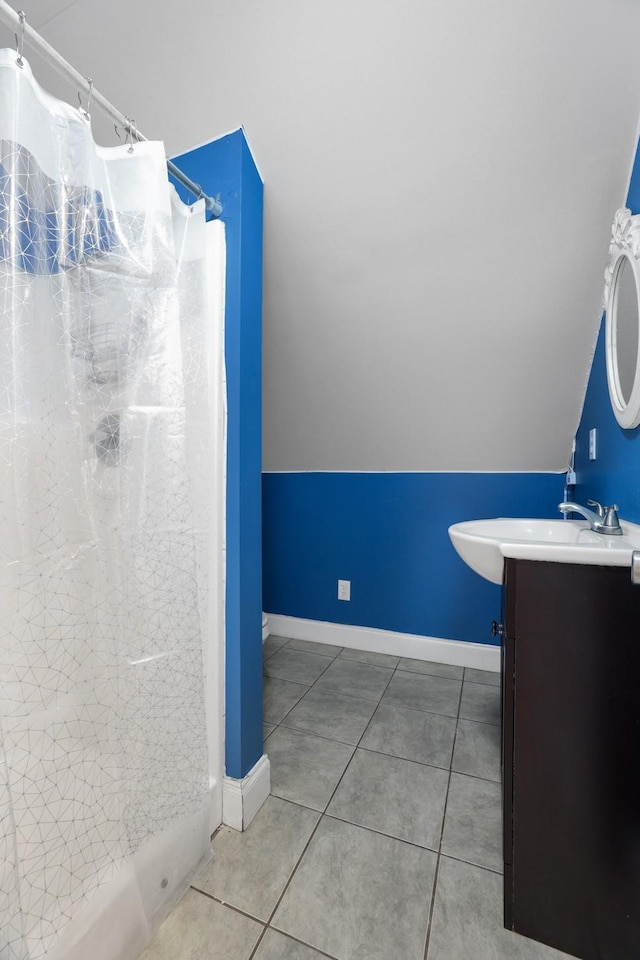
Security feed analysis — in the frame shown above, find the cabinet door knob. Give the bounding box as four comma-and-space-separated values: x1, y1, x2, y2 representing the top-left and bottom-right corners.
491, 620, 504, 636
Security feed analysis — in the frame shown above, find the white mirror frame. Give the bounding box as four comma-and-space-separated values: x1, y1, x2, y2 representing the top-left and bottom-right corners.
604, 207, 640, 429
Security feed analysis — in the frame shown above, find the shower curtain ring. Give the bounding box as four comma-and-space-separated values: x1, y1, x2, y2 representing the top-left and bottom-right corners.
15, 10, 26, 68
125, 118, 136, 154
78, 78, 93, 120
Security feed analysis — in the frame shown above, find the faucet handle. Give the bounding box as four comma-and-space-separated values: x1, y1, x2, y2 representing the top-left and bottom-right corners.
602, 504, 622, 533
587, 499, 605, 517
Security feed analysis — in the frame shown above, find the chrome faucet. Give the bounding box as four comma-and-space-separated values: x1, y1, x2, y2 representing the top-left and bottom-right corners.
557, 499, 623, 535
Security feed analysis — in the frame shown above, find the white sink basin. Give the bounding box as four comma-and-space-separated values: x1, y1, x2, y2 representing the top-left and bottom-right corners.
449, 517, 640, 584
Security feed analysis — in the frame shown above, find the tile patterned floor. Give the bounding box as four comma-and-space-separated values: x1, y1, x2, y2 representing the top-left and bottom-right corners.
141, 637, 574, 960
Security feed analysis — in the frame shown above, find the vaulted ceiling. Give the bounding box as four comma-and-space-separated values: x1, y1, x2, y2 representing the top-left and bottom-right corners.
3, 0, 640, 471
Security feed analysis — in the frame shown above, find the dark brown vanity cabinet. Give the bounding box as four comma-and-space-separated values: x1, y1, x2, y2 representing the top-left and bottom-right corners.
502, 559, 640, 960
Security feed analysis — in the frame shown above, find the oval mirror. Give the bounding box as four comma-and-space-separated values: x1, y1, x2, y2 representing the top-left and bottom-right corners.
604, 209, 640, 428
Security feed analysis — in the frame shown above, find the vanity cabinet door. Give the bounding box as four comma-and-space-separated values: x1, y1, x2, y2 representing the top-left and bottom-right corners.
503, 559, 640, 960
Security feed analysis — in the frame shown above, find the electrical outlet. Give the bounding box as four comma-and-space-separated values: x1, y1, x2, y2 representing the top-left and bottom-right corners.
589, 428, 597, 461
338, 579, 351, 601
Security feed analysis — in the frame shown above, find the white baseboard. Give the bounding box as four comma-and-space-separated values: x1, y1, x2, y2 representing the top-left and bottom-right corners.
222, 754, 270, 831
265, 614, 500, 672
262, 613, 269, 642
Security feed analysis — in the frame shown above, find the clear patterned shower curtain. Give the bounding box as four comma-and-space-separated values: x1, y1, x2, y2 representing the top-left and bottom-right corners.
0, 50, 221, 960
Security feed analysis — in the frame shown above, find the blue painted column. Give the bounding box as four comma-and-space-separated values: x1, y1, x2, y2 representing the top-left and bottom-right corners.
173, 129, 264, 779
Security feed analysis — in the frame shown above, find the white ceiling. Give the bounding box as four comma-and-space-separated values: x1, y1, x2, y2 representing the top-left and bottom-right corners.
2, 0, 640, 471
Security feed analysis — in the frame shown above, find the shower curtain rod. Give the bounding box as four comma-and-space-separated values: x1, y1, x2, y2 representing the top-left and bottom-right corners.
0, 0, 222, 217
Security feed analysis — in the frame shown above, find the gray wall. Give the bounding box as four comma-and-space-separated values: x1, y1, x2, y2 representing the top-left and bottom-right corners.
10, 0, 640, 472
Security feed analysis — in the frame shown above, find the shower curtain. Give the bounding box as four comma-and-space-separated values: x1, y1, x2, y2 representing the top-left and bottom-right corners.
0, 49, 223, 960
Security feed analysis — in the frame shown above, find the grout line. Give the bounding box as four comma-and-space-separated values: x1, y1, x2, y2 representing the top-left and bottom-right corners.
260, 927, 341, 960
189, 886, 341, 960
276, 722, 361, 748
463, 665, 501, 688
246, 925, 269, 959
354, 744, 451, 772
423, 669, 464, 959
264, 684, 311, 728
356, 744, 500, 785
263, 644, 398, 727
265, 647, 499, 801
299, 654, 461, 820
262, 636, 293, 660
286, 685, 380, 706
318, 661, 399, 808
377, 700, 464, 720
436, 851, 505, 877
265, 650, 338, 672
254, 658, 402, 954
337, 654, 401, 668
263, 643, 351, 727
456, 714, 501, 728
394, 667, 462, 679
422, 856, 441, 960
448, 768, 501, 787
261, 640, 503, 960
282, 638, 344, 658
260, 813, 324, 926
362, 660, 398, 729
189, 885, 267, 924
354, 656, 415, 742
322, 810, 441, 854
269, 789, 324, 813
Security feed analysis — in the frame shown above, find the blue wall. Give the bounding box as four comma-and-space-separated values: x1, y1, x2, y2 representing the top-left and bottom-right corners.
263, 472, 564, 645
174, 131, 264, 780
575, 140, 640, 520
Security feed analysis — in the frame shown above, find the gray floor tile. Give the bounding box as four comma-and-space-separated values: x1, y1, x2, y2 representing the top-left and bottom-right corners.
361, 702, 456, 768
264, 647, 334, 684
285, 637, 342, 658
328, 748, 449, 849
139, 889, 262, 960
427, 856, 574, 959
263, 721, 276, 741
282, 686, 377, 744
263, 635, 291, 659
194, 796, 319, 921
452, 718, 501, 782
464, 667, 501, 687
273, 816, 436, 960
338, 646, 400, 668
459, 681, 501, 725
383, 671, 462, 718
397, 658, 464, 680
263, 676, 309, 724
265, 725, 354, 811
253, 929, 331, 960
313, 658, 393, 702
441, 772, 503, 873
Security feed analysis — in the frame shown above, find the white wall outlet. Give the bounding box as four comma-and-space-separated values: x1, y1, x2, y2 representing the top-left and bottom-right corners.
589, 428, 597, 461
338, 579, 351, 601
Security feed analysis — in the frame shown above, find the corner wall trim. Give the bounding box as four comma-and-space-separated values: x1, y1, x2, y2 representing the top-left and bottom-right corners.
222, 754, 270, 831
265, 614, 500, 672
